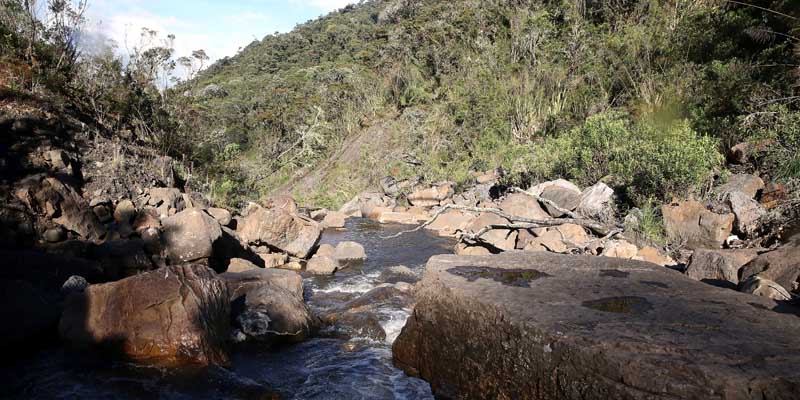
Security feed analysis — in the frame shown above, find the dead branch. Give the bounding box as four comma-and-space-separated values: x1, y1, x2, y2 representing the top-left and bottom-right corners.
381, 203, 621, 240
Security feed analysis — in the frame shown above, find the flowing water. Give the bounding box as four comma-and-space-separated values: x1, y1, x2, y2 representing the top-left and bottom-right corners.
1, 218, 455, 399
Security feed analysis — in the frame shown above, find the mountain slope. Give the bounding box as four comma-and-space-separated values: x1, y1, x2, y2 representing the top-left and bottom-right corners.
179, 0, 799, 209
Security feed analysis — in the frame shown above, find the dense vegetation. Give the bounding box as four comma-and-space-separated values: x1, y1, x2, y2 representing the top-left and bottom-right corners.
179, 0, 799, 209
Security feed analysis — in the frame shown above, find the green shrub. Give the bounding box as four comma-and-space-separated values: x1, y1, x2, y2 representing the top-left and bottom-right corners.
524, 111, 722, 205
744, 105, 800, 180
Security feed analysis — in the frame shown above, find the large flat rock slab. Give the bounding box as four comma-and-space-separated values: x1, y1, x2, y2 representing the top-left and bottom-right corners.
393, 252, 800, 399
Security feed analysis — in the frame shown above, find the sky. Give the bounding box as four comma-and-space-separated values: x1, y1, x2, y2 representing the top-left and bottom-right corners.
85, 0, 356, 64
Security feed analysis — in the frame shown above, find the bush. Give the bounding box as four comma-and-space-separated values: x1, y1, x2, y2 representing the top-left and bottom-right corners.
524, 111, 722, 205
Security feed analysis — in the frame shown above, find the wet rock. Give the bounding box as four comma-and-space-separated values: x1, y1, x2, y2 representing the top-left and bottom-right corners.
726, 192, 766, 237
60, 264, 231, 366
715, 174, 764, 199
237, 206, 322, 259
393, 252, 800, 399
322, 211, 346, 229
739, 243, 800, 295
306, 256, 339, 275
662, 200, 733, 249
334, 241, 366, 262
227, 258, 260, 273
207, 208, 233, 227
498, 193, 549, 221
464, 213, 516, 251
162, 208, 223, 264
222, 269, 313, 343
576, 182, 615, 222
379, 265, 418, 284
685, 249, 760, 286
408, 183, 454, 208
537, 179, 581, 217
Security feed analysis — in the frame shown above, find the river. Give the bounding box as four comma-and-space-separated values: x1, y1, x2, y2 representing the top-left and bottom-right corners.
1, 218, 455, 399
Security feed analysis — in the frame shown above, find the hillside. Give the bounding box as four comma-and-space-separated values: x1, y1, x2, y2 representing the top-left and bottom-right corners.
180, 0, 799, 211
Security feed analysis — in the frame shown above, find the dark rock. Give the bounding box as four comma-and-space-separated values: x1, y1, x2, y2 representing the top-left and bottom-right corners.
59, 263, 231, 366
60, 275, 89, 295
393, 252, 800, 399
0, 280, 61, 355
221, 269, 313, 344
739, 243, 800, 295
538, 180, 581, 217
684, 249, 759, 287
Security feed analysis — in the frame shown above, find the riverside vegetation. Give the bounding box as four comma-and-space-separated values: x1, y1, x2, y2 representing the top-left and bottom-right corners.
1, 0, 800, 399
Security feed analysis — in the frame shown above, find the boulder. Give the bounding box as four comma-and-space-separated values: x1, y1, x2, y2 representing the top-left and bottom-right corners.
379, 265, 418, 284
726, 192, 766, 237
59, 264, 230, 366
740, 276, 793, 301
356, 192, 393, 219
465, 213, 517, 252
601, 240, 638, 259
715, 174, 764, 199
262, 195, 298, 213
498, 193, 549, 221
761, 182, 786, 208
523, 225, 587, 254
147, 188, 185, 217
378, 211, 418, 225
162, 208, 223, 264
43, 226, 66, 243
685, 249, 760, 286
634, 246, 676, 267
315, 243, 336, 258
538, 180, 581, 217
221, 268, 313, 343
113, 200, 136, 224
334, 241, 366, 262
425, 210, 475, 236
662, 200, 734, 249
408, 183, 454, 208
338, 196, 362, 218
393, 252, 800, 399
364, 206, 393, 221
17, 177, 106, 240
322, 211, 347, 229
227, 258, 260, 273
455, 242, 493, 256
259, 253, 289, 269
306, 256, 339, 275
576, 182, 615, 222
61, 275, 89, 296
207, 208, 233, 227
94, 239, 154, 279
739, 243, 800, 295
237, 206, 322, 259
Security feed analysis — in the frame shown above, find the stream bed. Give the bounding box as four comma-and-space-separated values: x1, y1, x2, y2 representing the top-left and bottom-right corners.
1, 218, 455, 399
